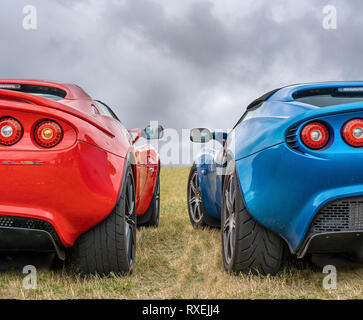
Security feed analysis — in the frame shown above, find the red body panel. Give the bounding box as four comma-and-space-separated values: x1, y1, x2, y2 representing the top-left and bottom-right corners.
0, 141, 125, 246
0, 79, 159, 247
134, 145, 160, 215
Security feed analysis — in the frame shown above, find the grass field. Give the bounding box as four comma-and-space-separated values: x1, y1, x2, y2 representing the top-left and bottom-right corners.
0, 167, 363, 299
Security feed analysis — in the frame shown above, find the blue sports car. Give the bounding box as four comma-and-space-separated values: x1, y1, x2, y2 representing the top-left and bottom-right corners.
188, 82, 363, 275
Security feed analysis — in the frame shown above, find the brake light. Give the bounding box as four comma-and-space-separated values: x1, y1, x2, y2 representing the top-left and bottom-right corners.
34, 120, 63, 148
0, 117, 23, 146
301, 122, 329, 150
342, 119, 363, 147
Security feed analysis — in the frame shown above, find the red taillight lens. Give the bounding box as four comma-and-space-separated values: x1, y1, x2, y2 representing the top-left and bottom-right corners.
342, 119, 363, 147
34, 120, 63, 148
301, 122, 329, 150
0, 117, 23, 146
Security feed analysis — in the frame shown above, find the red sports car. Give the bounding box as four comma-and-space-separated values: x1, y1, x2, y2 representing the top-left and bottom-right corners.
0, 79, 163, 275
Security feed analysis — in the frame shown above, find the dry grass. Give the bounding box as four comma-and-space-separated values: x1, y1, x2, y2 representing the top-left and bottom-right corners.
0, 167, 363, 299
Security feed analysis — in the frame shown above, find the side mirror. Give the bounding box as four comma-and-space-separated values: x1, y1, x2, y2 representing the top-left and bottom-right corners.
142, 125, 164, 140
190, 128, 213, 143
129, 125, 164, 144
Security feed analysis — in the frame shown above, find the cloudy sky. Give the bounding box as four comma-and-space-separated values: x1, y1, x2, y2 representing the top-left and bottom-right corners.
0, 0, 361, 164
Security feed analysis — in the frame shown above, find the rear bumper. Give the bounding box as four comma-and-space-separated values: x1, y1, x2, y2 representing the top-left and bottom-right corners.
297, 196, 363, 257
298, 231, 363, 258
236, 143, 363, 253
0, 224, 65, 260
0, 141, 125, 247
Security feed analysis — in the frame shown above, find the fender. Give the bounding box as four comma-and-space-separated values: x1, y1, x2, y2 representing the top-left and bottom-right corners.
73, 151, 133, 244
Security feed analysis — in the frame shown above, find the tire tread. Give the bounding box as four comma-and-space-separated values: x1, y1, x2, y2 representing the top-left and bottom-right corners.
223, 173, 284, 276
70, 166, 135, 275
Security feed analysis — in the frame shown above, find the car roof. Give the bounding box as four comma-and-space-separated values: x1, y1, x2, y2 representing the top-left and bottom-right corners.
247, 81, 363, 109
0, 79, 92, 101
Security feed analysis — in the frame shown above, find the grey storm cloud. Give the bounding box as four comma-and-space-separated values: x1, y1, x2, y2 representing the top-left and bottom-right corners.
0, 0, 362, 163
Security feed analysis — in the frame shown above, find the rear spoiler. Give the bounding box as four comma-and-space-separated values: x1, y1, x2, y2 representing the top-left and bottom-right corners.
0, 89, 114, 137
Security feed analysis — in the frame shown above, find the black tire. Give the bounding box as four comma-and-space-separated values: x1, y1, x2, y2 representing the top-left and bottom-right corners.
187, 164, 209, 228
222, 171, 284, 275
70, 165, 137, 275
137, 173, 160, 227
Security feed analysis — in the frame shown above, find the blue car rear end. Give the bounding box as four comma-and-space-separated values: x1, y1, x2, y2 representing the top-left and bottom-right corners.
189, 82, 363, 274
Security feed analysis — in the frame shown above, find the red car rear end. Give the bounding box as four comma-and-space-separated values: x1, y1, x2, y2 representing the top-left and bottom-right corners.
0, 79, 162, 274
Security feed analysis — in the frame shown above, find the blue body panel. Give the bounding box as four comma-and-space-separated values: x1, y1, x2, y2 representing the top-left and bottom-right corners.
195, 82, 363, 252
195, 145, 224, 219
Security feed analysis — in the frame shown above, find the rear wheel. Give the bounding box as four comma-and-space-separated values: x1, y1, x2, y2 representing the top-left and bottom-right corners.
70, 165, 137, 275
222, 171, 284, 275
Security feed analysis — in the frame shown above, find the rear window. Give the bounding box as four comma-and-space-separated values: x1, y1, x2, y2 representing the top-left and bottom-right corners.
28, 93, 64, 101
293, 87, 363, 107
0, 84, 66, 101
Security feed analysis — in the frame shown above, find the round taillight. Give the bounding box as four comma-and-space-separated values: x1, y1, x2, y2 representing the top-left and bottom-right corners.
342, 119, 363, 147
34, 120, 63, 148
0, 117, 23, 146
301, 122, 329, 150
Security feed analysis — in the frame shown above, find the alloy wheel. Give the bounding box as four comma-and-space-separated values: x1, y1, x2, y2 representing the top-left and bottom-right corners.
188, 171, 203, 223
223, 175, 236, 265
124, 173, 136, 266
